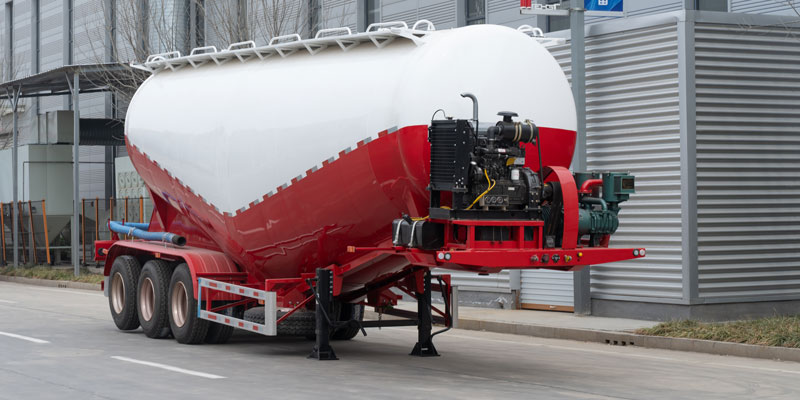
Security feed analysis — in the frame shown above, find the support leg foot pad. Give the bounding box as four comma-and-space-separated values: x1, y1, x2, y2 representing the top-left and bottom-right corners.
410, 342, 439, 357
309, 345, 338, 361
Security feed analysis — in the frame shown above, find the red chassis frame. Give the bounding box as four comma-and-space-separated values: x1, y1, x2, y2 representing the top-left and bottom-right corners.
98, 164, 643, 328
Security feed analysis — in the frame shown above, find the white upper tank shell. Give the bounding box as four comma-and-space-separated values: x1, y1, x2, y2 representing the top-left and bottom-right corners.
126, 24, 577, 214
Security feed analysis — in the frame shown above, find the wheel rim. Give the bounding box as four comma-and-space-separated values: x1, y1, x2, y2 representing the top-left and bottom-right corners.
171, 281, 189, 328
139, 277, 155, 322
111, 272, 125, 314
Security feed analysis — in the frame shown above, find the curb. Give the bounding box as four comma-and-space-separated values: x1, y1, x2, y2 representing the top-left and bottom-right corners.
456, 318, 800, 363
365, 310, 800, 363
0, 275, 102, 292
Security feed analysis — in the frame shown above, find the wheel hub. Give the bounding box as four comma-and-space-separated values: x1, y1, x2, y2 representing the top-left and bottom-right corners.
171, 281, 189, 328
139, 277, 155, 322
111, 272, 125, 314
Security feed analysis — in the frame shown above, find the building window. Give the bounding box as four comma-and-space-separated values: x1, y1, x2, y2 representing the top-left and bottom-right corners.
366, 0, 380, 27
466, 0, 485, 25
695, 0, 728, 11
546, 0, 569, 32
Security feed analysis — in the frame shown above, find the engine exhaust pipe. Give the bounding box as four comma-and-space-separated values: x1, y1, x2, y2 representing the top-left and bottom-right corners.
460, 92, 479, 131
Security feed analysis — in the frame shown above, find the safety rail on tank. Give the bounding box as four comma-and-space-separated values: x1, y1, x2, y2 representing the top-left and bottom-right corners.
134, 20, 438, 74
197, 278, 277, 336
517, 25, 566, 46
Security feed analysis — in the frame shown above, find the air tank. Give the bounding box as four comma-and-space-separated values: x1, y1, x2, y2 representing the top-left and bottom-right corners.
125, 23, 577, 286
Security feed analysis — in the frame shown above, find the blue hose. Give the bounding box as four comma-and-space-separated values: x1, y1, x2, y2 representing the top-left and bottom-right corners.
121, 222, 150, 230
109, 220, 186, 246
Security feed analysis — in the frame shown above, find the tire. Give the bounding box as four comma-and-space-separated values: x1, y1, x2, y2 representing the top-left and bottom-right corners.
204, 304, 242, 344
137, 260, 172, 339
168, 263, 209, 344
108, 255, 142, 331
243, 307, 316, 337
331, 303, 364, 341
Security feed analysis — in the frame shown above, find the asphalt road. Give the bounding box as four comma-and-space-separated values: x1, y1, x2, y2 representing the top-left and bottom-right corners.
2, 281, 800, 400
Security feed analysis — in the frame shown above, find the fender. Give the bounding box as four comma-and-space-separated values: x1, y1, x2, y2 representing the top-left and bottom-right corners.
103, 241, 242, 299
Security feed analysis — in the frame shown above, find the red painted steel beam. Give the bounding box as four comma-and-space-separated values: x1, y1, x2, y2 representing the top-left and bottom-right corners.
436, 247, 645, 270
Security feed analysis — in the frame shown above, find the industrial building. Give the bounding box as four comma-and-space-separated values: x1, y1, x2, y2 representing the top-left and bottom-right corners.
1, 0, 799, 321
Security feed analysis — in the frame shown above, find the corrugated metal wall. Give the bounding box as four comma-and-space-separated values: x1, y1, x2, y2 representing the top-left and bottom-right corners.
73, 0, 108, 199
12, 1, 34, 144
0, 5, 4, 78
381, 0, 456, 29
114, 0, 139, 62
417, 0, 456, 28
520, 22, 684, 306
73, 0, 105, 118
521, 270, 573, 307
40, 0, 64, 114
580, 23, 685, 301
322, 0, 357, 32
40, 0, 62, 70
730, 0, 800, 15
443, 270, 510, 292
694, 22, 800, 302
488, 0, 530, 27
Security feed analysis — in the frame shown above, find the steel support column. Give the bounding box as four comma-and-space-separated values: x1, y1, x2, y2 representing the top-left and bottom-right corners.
410, 269, 439, 357
69, 72, 81, 276
309, 268, 337, 360
570, 6, 591, 315
8, 86, 21, 267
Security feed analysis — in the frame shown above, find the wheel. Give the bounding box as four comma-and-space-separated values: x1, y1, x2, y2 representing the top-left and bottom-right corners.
168, 263, 209, 344
108, 255, 142, 331
243, 307, 316, 337
137, 260, 172, 339
204, 303, 242, 344
331, 303, 364, 341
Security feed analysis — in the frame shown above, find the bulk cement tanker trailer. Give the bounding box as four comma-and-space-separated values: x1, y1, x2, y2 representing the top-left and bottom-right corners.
97, 21, 644, 360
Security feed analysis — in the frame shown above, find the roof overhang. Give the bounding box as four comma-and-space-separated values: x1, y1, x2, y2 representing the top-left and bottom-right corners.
0, 63, 149, 100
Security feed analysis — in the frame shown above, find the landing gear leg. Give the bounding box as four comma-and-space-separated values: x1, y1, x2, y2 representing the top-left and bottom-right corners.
309, 268, 338, 360
410, 269, 439, 357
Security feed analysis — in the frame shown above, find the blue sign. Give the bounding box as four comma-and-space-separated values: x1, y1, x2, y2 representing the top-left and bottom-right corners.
584, 0, 623, 12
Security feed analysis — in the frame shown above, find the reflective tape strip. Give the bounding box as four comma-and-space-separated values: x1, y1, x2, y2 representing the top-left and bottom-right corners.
198, 278, 269, 301
199, 310, 276, 336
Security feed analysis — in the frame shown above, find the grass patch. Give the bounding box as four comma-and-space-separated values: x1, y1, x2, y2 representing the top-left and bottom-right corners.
0, 266, 104, 285
636, 317, 800, 348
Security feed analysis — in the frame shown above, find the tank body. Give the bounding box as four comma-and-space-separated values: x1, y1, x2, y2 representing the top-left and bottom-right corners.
126, 24, 577, 288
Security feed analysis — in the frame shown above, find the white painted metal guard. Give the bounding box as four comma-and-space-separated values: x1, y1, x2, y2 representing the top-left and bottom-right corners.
197, 278, 277, 336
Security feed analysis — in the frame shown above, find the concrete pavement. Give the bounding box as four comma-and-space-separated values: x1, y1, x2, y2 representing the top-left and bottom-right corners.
2, 280, 800, 399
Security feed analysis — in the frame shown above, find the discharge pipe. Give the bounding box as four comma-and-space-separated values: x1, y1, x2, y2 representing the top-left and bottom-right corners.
579, 178, 603, 194
580, 197, 608, 211
108, 220, 186, 246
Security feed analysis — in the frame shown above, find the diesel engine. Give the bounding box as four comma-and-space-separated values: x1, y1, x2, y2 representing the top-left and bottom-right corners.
393, 94, 635, 252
